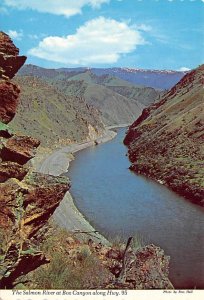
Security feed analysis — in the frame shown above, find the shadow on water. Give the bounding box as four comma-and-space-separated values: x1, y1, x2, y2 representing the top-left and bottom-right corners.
67, 128, 204, 289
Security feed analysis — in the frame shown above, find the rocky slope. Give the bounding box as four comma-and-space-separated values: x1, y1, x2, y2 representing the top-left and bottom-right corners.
0, 32, 70, 288
24, 225, 173, 289
124, 65, 204, 206
17, 65, 161, 126
10, 75, 105, 148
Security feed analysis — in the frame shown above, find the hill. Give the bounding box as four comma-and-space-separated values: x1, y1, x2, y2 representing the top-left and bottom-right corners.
18, 65, 161, 126
65, 69, 161, 107
10, 76, 105, 148
49, 78, 145, 126
124, 65, 204, 206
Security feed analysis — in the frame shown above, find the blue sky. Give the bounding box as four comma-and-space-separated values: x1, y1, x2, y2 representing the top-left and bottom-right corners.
0, 0, 203, 70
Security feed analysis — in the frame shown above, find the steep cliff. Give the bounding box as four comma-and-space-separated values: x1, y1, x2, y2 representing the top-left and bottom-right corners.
124, 65, 204, 206
0, 32, 70, 288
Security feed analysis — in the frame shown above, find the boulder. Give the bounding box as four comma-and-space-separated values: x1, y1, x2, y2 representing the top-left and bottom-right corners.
1, 135, 40, 165
0, 31, 26, 79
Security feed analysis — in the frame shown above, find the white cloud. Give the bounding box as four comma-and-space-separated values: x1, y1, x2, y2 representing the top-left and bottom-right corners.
29, 17, 146, 65
134, 24, 152, 32
3, 0, 109, 17
7, 30, 23, 40
177, 67, 190, 72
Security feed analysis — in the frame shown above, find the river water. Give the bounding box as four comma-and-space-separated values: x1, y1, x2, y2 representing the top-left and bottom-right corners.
67, 128, 204, 289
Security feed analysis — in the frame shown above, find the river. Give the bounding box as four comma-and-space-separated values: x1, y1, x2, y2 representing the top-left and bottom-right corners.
67, 128, 204, 289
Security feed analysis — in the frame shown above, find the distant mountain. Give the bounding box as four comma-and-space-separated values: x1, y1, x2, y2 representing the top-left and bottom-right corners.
11, 76, 105, 147
18, 65, 161, 126
19, 64, 186, 90
61, 70, 161, 110
124, 64, 204, 206
91, 68, 187, 90
54, 79, 145, 126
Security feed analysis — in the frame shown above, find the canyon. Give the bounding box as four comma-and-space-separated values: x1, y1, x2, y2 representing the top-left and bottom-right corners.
0, 31, 174, 290
1, 31, 203, 290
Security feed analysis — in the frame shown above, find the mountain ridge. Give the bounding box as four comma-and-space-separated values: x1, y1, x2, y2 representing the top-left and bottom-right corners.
16, 64, 161, 129
124, 64, 204, 206
19, 64, 186, 90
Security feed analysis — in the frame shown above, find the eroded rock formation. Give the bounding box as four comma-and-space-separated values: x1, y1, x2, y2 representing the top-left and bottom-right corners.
0, 32, 70, 288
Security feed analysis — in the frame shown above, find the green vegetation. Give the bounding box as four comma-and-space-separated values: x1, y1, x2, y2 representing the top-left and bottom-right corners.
0, 121, 13, 135
27, 227, 110, 289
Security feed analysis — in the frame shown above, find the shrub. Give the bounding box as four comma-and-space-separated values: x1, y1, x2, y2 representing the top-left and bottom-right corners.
28, 226, 110, 289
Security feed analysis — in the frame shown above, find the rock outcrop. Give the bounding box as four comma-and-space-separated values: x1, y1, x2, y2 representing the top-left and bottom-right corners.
0, 32, 26, 124
1, 135, 40, 165
0, 32, 26, 79
124, 65, 204, 206
103, 243, 173, 289
0, 32, 70, 288
28, 227, 173, 289
0, 161, 28, 182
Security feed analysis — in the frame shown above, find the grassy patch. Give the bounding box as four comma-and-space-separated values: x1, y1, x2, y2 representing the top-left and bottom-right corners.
27, 226, 110, 289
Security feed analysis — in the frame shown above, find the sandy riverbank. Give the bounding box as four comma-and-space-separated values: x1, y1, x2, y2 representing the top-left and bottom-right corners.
107, 123, 130, 130
32, 128, 119, 244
